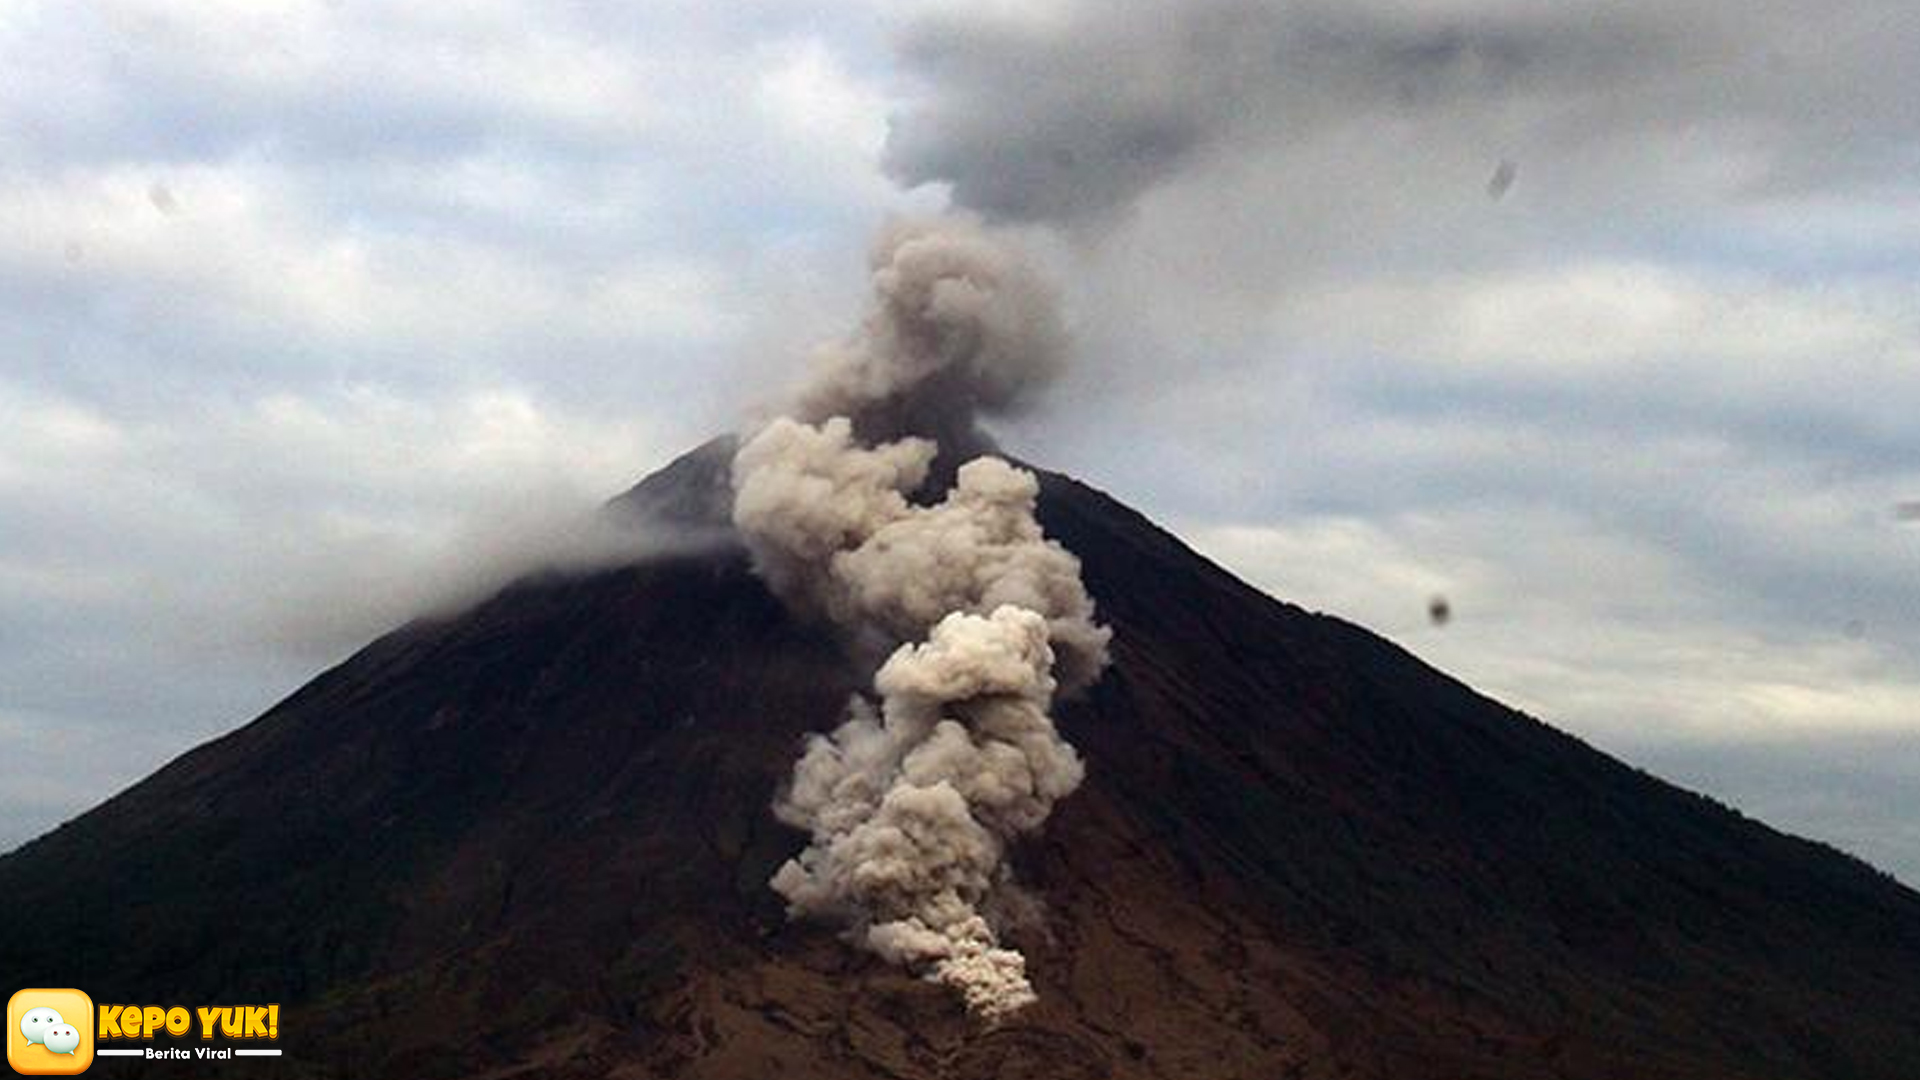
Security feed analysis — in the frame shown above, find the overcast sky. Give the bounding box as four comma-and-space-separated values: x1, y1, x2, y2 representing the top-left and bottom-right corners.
3, 0, 1916, 883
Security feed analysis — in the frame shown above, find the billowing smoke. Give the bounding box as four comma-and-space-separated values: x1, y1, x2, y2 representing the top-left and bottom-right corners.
731, 217, 1109, 1019
787, 216, 1070, 448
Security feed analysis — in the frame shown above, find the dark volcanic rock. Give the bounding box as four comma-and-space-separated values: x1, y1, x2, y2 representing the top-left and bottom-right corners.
4, 440, 1919, 1079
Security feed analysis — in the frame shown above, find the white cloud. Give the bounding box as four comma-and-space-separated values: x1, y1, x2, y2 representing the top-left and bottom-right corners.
0, 375, 685, 849
0, 161, 739, 355
756, 38, 889, 157
1189, 508, 1920, 744
1282, 265, 1912, 374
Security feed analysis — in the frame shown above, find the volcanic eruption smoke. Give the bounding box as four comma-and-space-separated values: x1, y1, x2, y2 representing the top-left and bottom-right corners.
730, 218, 1110, 1019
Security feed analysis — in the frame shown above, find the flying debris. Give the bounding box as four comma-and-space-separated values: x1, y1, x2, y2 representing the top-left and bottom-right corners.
1486, 160, 1518, 199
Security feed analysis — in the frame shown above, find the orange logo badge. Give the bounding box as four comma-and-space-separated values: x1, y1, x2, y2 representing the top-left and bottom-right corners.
8, 989, 94, 1075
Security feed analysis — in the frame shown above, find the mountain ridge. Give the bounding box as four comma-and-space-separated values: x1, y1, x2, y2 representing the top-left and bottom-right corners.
4, 438, 1918, 1079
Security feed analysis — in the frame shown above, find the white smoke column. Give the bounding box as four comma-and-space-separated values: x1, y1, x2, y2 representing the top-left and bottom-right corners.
731, 217, 1109, 1019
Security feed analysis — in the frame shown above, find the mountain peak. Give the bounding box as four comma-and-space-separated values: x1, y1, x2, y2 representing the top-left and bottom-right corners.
607, 434, 738, 533
3, 442, 1918, 1079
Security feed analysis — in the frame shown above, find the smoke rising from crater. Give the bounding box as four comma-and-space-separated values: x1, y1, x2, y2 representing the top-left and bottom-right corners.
731, 217, 1108, 1018
787, 216, 1069, 448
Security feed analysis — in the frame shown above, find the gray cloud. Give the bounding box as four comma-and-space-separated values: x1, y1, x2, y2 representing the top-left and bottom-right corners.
886, 0, 1920, 229
887, 0, 1668, 224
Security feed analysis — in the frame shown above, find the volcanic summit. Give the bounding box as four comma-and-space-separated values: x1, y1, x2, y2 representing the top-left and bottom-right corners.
5, 219, 1920, 1079
3, 433, 1919, 1078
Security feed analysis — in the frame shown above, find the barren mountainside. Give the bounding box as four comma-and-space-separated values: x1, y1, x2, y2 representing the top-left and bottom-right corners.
4, 438, 1919, 1079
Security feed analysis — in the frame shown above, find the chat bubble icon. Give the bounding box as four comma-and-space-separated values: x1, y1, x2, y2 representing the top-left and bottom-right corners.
43, 1025, 80, 1055
19, 1008, 63, 1046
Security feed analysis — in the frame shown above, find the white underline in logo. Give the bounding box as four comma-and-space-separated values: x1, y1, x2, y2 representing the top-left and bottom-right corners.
96, 1049, 282, 1057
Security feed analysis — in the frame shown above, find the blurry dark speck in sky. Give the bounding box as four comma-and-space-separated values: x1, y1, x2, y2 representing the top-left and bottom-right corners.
1428, 595, 1452, 626
1843, 619, 1867, 640
1895, 501, 1920, 522
147, 182, 178, 216
1486, 160, 1517, 200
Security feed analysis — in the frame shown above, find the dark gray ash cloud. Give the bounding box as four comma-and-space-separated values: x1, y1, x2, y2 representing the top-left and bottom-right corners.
886, 1, 1672, 225
886, 0, 1920, 231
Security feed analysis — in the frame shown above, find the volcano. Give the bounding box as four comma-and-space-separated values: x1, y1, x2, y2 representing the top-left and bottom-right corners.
5, 437, 1919, 1080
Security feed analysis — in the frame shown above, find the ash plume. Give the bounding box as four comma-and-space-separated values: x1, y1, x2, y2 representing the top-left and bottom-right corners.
787, 216, 1069, 450
731, 217, 1108, 1019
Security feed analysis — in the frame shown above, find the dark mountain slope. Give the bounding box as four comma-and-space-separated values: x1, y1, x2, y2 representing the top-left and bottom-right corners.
3, 439, 1917, 1079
